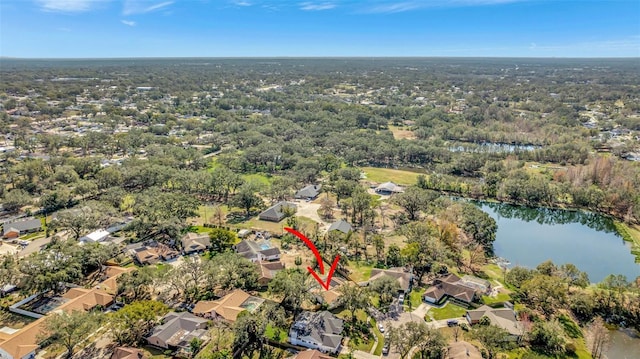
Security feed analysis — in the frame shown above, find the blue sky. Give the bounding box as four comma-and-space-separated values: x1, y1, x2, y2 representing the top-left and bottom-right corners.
1, 0, 639, 57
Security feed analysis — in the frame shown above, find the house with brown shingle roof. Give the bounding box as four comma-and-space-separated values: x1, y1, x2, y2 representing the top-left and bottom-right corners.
192, 289, 264, 323
295, 349, 335, 359
0, 266, 131, 359
258, 261, 285, 287
181, 232, 211, 255
0, 288, 115, 359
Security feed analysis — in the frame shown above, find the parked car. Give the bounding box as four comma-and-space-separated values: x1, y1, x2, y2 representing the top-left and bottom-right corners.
447, 319, 459, 327
378, 323, 385, 333
398, 293, 405, 304
382, 343, 390, 355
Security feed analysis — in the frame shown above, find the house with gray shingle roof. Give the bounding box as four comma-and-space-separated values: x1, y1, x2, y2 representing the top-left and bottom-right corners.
233, 239, 281, 262
295, 185, 322, 200
466, 305, 524, 339
289, 311, 344, 354
2, 218, 41, 239
327, 219, 352, 234
258, 201, 297, 222
146, 312, 209, 351
375, 182, 404, 195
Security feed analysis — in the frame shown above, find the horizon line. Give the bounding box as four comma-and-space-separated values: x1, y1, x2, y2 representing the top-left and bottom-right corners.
1, 56, 639, 60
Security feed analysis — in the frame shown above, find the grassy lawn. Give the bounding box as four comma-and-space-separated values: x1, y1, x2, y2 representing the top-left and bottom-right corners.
346, 262, 374, 282
193, 204, 228, 226
236, 217, 287, 234
141, 346, 171, 359
387, 125, 416, 140
482, 292, 512, 305
430, 303, 467, 320
359, 167, 423, 186
482, 263, 507, 285
404, 288, 425, 311
20, 231, 45, 240
265, 324, 288, 343
334, 308, 368, 323
0, 310, 35, 329
242, 173, 273, 186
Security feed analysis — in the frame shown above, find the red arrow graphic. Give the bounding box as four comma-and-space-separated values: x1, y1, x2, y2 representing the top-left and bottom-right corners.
284, 227, 341, 291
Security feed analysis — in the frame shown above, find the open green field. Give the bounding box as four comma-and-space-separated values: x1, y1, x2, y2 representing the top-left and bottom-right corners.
359, 167, 423, 186
430, 303, 467, 320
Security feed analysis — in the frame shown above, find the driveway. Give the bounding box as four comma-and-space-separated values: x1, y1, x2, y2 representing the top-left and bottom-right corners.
294, 200, 329, 228
19, 236, 53, 257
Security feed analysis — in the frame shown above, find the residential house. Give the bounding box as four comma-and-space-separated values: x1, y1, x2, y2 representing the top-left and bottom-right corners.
233, 239, 281, 263
258, 202, 297, 222
295, 185, 322, 200
374, 182, 404, 195
79, 229, 110, 243
0, 287, 115, 359
294, 350, 334, 359
192, 289, 264, 322
126, 241, 179, 265
327, 220, 352, 234
446, 341, 482, 359
422, 273, 478, 306
365, 268, 413, 294
2, 219, 41, 239
257, 261, 285, 287
111, 347, 147, 359
146, 312, 209, 351
289, 311, 344, 354
465, 305, 524, 340
181, 232, 211, 255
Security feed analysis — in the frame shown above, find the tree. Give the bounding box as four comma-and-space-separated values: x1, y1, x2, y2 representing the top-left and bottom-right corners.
559, 263, 589, 290
471, 324, 513, 359
588, 317, 610, 359
51, 202, 115, 240
230, 181, 263, 217
117, 266, 158, 301
529, 320, 566, 355
520, 274, 567, 317
392, 186, 434, 221
110, 300, 169, 345
19, 242, 83, 294
337, 283, 370, 324
209, 252, 259, 291
0, 255, 21, 292
268, 268, 312, 314
190, 337, 204, 358
208, 228, 237, 253
505, 266, 536, 288
370, 276, 400, 311
388, 321, 443, 359
2, 189, 31, 212
458, 204, 497, 250
233, 312, 266, 358
40, 310, 102, 358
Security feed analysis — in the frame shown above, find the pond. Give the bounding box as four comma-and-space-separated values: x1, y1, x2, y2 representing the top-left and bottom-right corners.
607, 329, 640, 359
478, 202, 640, 283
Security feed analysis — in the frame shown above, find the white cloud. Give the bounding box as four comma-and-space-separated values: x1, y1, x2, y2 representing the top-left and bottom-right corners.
121, 19, 136, 26
123, 0, 174, 15
232, 0, 252, 6
35, 0, 110, 13
364, 0, 528, 13
300, 2, 336, 11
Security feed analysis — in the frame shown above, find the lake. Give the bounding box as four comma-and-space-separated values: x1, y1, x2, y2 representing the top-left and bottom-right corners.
478, 202, 640, 283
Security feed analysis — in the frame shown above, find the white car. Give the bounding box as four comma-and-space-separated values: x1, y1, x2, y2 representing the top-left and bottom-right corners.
378, 323, 385, 333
